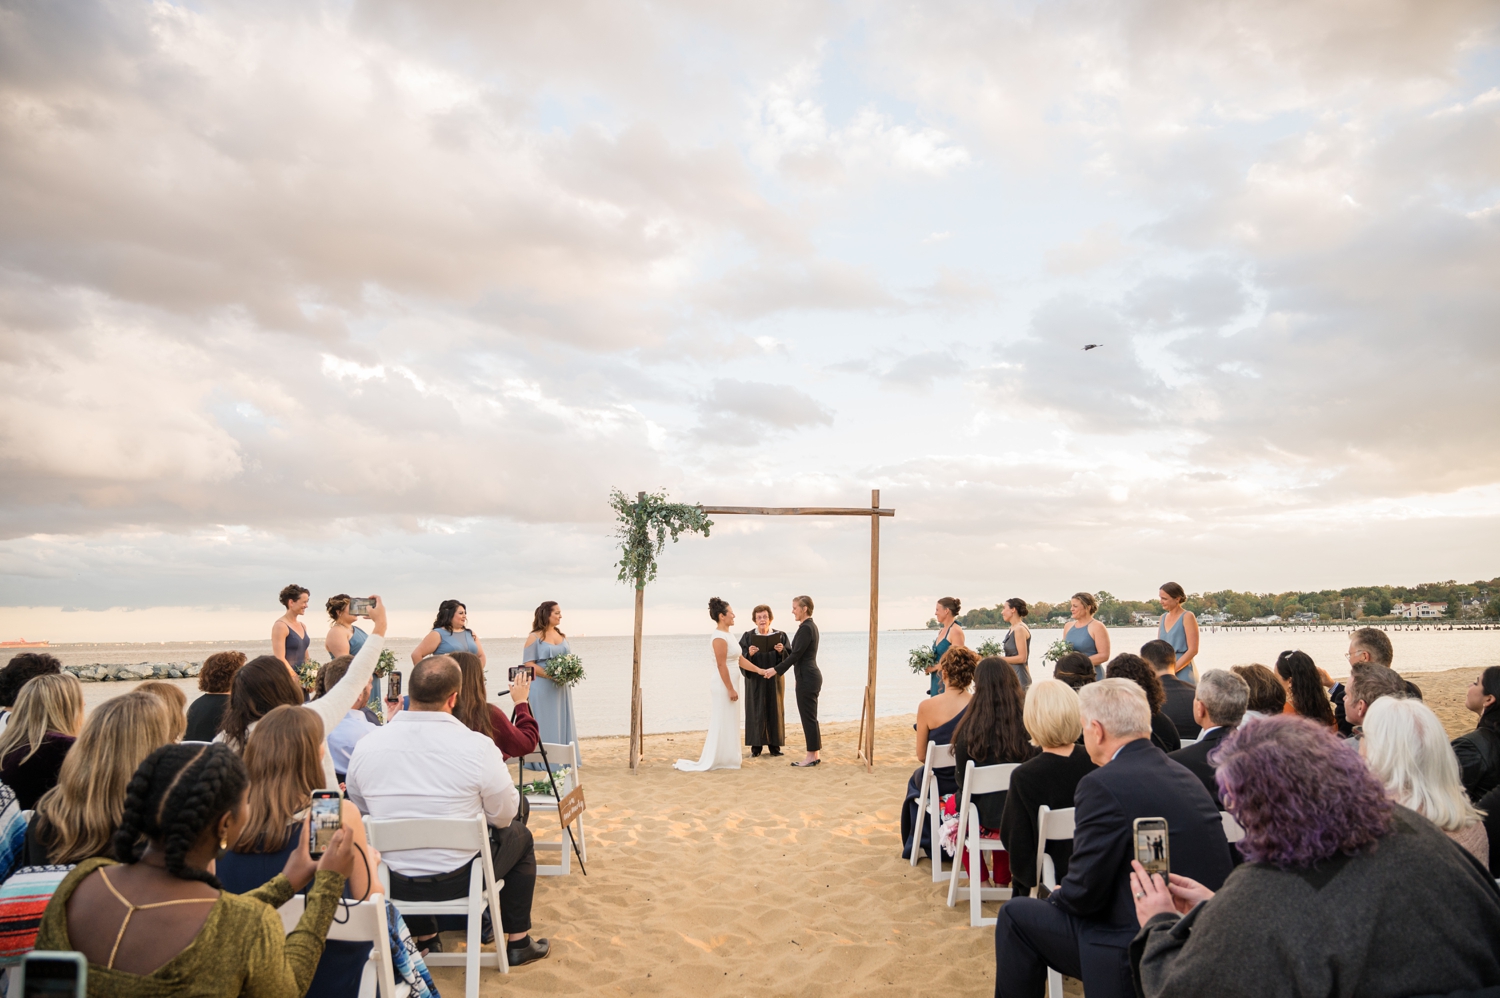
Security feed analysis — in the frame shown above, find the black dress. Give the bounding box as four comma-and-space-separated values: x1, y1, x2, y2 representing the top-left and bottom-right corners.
998, 744, 1098, 895
0, 733, 75, 810
739, 628, 788, 750
1150, 710, 1183, 753
184, 692, 230, 742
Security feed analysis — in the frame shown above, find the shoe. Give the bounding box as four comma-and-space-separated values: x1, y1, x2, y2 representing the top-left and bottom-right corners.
750, 748, 762, 757
768, 749, 783, 756
790, 759, 821, 767
417, 933, 443, 955
507, 937, 551, 967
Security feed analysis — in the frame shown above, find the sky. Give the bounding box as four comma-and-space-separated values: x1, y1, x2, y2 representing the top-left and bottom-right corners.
1, 0, 1498, 641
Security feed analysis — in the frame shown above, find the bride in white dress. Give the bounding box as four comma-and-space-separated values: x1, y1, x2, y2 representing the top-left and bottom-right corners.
675, 597, 764, 772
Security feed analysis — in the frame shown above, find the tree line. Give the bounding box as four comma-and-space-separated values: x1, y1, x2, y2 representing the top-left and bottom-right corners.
927, 577, 1500, 628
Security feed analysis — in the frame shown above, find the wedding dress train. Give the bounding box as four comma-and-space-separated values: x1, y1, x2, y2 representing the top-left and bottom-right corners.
674, 630, 742, 772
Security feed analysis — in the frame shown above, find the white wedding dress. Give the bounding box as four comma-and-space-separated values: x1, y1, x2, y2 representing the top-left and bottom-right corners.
673, 629, 742, 772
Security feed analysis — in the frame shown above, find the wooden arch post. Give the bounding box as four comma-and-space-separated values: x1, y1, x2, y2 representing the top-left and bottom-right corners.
699, 490, 893, 772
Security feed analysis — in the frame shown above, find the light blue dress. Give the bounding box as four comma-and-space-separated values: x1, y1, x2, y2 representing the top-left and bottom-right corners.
524, 637, 581, 769
432, 627, 479, 656
1064, 621, 1104, 681
1159, 612, 1198, 686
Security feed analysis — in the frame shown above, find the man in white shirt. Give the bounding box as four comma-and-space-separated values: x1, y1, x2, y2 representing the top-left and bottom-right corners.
346, 655, 549, 965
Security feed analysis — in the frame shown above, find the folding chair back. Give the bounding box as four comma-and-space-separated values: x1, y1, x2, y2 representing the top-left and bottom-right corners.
1220, 810, 1246, 843
513, 741, 586, 875
910, 741, 956, 881
1033, 804, 1076, 998
946, 761, 1020, 925
277, 895, 403, 998
364, 815, 508, 998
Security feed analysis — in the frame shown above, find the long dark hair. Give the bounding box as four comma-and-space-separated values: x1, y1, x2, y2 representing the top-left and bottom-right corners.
530, 601, 565, 638
113, 743, 248, 889
1106, 653, 1165, 713
433, 600, 467, 633
449, 651, 493, 739
1276, 650, 1335, 727
1477, 666, 1500, 734
952, 657, 1036, 765
221, 656, 304, 750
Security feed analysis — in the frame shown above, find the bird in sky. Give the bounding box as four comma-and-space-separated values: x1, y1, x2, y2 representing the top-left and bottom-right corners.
1082, 343, 1102, 351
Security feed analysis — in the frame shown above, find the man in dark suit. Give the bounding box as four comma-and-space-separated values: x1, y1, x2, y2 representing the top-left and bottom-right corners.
777, 594, 822, 767
1141, 639, 1199, 739
1167, 669, 1250, 808
994, 679, 1233, 998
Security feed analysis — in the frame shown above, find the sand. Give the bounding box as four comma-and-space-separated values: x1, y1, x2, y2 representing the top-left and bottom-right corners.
418, 667, 1485, 997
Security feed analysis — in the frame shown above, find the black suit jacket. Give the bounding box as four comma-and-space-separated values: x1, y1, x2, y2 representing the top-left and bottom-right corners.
1168, 725, 1232, 808
1159, 674, 1200, 740
1051, 738, 1232, 945
777, 618, 820, 677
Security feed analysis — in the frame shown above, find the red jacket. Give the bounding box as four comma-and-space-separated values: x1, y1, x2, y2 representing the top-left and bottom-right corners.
488, 702, 540, 760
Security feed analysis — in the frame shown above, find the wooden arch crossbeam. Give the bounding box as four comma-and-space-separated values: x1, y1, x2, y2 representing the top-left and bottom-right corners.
697, 490, 895, 772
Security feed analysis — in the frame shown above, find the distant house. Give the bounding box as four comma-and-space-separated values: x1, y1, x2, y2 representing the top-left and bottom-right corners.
1391, 601, 1447, 619
1200, 612, 1230, 624
1291, 612, 1318, 622
1132, 612, 1161, 626
1246, 614, 1283, 624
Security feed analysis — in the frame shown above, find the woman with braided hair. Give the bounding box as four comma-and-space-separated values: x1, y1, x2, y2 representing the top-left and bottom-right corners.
35, 742, 357, 993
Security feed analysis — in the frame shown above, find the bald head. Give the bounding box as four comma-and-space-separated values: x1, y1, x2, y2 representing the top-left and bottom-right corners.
410, 655, 461, 709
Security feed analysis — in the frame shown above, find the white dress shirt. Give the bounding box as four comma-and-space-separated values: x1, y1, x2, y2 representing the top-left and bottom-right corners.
345, 709, 520, 876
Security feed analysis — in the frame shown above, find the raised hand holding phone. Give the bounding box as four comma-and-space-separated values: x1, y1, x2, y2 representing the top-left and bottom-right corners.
508, 666, 532, 704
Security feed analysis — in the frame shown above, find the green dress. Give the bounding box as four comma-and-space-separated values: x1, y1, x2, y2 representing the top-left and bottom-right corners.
35, 857, 346, 998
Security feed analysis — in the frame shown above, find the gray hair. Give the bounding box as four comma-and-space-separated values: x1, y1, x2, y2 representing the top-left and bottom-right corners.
1195, 670, 1249, 728
1077, 678, 1151, 739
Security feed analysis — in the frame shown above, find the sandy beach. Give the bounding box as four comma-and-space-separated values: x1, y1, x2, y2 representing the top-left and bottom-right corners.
420, 666, 1483, 997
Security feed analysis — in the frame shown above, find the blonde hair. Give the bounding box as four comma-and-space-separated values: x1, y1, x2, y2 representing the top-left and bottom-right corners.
1362, 696, 1483, 833
135, 681, 188, 742
0, 673, 83, 765
235, 706, 326, 853
1077, 678, 1151, 739
33, 692, 175, 864
1023, 679, 1083, 749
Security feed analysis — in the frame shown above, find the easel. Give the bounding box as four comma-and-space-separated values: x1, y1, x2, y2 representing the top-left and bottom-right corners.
697, 490, 894, 772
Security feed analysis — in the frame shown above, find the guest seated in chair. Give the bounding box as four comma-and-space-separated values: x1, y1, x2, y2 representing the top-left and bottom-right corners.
993, 679, 1232, 998
1051, 651, 1097, 692
999, 680, 1097, 899
1105, 654, 1180, 753
346, 654, 551, 966
1140, 641, 1198, 741
1231, 664, 1285, 716
1130, 715, 1500, 998
1167, 670, 1249, 808
900, 647, 977, 861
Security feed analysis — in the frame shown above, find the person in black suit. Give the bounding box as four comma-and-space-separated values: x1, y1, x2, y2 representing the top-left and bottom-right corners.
993, 678, 1233, 998
1167, 669, 1249, 808
777, 594, 822, 767
1140, 639, 1199, 740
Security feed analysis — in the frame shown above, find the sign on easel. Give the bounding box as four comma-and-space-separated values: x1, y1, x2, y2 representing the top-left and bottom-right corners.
558, 785, 586, 829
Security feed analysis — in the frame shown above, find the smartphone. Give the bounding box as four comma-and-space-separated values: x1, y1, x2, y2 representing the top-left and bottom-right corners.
1133, 817, 1170, 880
21, 952, 86, 998
509, 665, 535, 682
386, 671, 402, 700
349, 596, 376, 616
309, 790, 342, 859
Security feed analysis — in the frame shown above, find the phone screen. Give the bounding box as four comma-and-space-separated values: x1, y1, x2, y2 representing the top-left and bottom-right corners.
386, 671, 402, 699
349, 597, 375, 616
1134, 818, 1170, 879
509, 665, 535, 682
310, 795, 341, 858
23, 954, 84, 998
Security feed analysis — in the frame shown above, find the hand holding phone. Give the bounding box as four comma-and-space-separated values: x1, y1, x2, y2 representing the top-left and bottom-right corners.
309, 790, 342, 859
349, 596, 376, 617
385, 671, 402, 702
508, 665, 532, 705
1133, 817, 1170, 879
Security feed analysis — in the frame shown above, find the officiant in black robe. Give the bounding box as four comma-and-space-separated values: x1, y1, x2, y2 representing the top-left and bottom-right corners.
739, 604, 788, 757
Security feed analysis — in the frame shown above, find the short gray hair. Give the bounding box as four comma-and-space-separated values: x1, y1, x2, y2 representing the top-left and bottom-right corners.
1078, 678, 1151, 739
1195, 670, 1249, 727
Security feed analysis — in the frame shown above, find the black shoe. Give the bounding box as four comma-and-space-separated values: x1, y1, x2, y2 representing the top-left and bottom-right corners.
791, 759, 821, 767
768, 748, 783, 756
507, 937, 551, 966
416, 933, 442, 954
481, 909, 494, 945
750, 747, 762, 757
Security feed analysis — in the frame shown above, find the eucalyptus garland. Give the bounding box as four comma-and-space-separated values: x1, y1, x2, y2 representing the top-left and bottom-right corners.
610, 488, 713, 589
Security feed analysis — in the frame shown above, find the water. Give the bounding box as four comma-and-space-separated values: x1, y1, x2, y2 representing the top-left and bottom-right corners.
28, 624, 1500, 735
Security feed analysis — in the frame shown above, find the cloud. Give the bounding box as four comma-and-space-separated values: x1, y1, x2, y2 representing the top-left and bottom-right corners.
694, 379, 834, 441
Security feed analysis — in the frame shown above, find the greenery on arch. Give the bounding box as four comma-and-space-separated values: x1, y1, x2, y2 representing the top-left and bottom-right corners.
610, 488, 713, 590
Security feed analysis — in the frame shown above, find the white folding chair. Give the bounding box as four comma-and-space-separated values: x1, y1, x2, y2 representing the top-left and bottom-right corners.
513, 741, 586, 875
946, 760, 1021, 926
278, 895, 405, 998
1220, 810, 1245, 844
364, 815, 507, 998
908, 741, 956, 882
1033, 805, 1076, 998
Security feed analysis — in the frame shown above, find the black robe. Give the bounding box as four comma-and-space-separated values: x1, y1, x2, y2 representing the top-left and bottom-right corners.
739, 628, 788, 748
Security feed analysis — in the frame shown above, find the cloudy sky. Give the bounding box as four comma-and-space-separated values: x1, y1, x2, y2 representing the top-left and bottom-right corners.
2, 0, 1498, 641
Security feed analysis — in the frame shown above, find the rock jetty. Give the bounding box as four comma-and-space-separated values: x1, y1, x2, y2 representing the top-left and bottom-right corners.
63, 662, 202, 682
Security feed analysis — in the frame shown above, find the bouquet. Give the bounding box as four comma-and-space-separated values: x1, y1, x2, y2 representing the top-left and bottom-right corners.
1043, 639, 1072, 663
908, 645, 936, 675
544, 653, 585, 689
976, 637, 1004, 657
375, 648, 398, 678
296, 657, 321, 691
518, 766, 572, 798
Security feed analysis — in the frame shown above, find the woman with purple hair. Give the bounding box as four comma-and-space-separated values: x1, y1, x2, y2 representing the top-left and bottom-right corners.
1128, 715, 1500, 998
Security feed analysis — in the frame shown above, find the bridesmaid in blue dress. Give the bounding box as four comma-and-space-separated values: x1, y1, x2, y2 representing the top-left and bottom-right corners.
410, 599, 487, 665
1063, 591, 1110, 681
272, 583, 311, 675
524, 600, 581, 767
928, 597, 966, 696
1157, 581, 1200, 686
